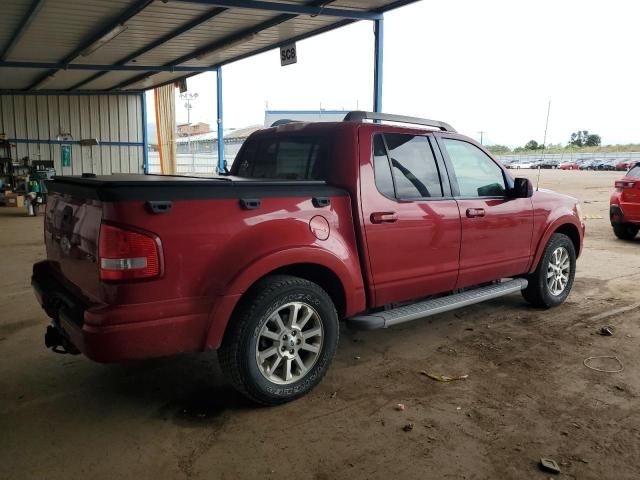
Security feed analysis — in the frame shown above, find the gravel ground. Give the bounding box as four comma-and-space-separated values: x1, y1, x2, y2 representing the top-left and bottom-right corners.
1, 169, 639, 480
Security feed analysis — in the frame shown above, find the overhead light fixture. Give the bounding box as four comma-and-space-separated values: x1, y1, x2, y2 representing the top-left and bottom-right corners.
195, 33, 258, 61
81, 24, 128, 57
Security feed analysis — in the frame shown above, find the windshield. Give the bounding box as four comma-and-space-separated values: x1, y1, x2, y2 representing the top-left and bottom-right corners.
232, 135, 328, 180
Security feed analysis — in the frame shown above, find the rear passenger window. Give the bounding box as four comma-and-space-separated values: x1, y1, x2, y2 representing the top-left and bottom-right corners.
372, 133, 443, 199
628, 165, 640, 178
373, 135, 395, 198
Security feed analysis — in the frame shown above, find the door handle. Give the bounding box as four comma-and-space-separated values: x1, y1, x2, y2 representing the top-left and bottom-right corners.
371, 211, 398, 224
466, 208, 486, 218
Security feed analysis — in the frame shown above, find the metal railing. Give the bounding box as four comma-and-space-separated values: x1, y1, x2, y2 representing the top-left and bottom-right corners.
496, 151, 640, 164
147, 143, 243, 175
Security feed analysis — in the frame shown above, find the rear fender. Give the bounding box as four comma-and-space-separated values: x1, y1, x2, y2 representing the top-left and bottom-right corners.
204, 247, 365, 349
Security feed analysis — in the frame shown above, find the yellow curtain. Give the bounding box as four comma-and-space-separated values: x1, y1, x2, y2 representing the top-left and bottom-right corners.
154, 85, 176, 175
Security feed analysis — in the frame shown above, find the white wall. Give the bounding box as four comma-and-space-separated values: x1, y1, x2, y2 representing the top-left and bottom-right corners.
0, 93, 145, 175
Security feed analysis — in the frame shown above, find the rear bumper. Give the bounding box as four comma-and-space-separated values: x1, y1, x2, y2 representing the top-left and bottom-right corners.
32, 261, 212, 362
610, 204, 640, 225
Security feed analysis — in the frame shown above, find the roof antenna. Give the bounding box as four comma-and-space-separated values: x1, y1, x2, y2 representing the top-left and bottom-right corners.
537, 99, 551, 191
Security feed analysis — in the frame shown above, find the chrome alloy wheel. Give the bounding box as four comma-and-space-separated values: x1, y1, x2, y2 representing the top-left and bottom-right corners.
255, 302, 324, 385
547, 246, 571, 296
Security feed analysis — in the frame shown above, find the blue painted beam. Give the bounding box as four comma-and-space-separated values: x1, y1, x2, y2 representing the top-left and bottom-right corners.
373, 18, 384, 113
27, 0, 154, 90
9, 138, 144, 147
172, 0, 382, 20
216, 66, 225, 174
141, 93, 150, 174
68, 7, 227, 91
0, 90, 143, 96
1, 0, 46, 61
1, 60, 215, 73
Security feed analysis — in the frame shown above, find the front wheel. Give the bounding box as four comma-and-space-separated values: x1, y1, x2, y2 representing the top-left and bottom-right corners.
613, 223, 639, 240
218, 275, 339, 405
522, 233, 576, 308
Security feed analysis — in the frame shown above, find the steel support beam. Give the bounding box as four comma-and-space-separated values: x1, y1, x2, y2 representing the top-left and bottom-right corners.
172, 0, 383, 20
216, 66, 225, 174
68, 7, 227, 91
1, 61, 215, 73
26, 0, 154, 90
1, 0, 46, 61
373, 18, 384, 113
141, 93, 149, 174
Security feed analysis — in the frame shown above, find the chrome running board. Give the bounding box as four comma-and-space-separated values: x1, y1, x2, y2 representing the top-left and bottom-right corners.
347, 279, 528, 330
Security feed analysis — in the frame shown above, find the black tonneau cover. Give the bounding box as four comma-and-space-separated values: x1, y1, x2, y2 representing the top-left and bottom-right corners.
47, 174, 348, 202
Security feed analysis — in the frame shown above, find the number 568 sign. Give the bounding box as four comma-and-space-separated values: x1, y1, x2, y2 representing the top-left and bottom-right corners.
280, 43, 297, 66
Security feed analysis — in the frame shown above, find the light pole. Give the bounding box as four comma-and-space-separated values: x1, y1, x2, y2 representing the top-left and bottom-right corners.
180, 92, 198, 172
478, 131, 485, 145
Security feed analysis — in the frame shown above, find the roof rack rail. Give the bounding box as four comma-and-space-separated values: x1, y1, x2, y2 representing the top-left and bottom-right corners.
343, 111, 456, 133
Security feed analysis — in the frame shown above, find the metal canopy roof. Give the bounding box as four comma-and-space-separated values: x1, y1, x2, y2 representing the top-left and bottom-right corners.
0, 0, 417, 92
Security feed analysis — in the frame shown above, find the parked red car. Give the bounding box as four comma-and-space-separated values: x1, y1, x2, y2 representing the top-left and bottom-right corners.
33, 111, 585, 404
610, 163, 640, 239
615, 160, 634, 171
559, 162, 579, 170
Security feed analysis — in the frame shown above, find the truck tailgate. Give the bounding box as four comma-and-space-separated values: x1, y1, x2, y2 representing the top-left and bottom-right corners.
45, 192, 103, 302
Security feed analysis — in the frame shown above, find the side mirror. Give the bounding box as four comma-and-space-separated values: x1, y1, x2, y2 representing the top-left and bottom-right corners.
510, 177, 534, 198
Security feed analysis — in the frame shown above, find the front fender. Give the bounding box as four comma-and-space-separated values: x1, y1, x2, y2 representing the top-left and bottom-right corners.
204, 247, 365, 349
528, 210, 584, 274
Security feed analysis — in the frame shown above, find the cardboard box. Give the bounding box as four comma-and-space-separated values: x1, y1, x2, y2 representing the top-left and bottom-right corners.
5, 194, 24, 208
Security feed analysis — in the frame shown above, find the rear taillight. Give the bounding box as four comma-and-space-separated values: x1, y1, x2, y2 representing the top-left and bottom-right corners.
99, 224, 161, 281
615, 180, 636, 189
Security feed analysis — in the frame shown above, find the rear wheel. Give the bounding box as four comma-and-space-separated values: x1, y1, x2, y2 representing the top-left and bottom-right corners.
218, 275, 339, 405
613, 223, 639, 240
522, 233, 576, 308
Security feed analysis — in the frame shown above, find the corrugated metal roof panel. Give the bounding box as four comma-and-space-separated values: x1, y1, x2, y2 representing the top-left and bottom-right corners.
8, 0, 133, 62
39, 70, 105, 90
0, 68, 46, 90
79, 70, 150, 90
120, 71, 189, 91
0, 0, 418, 91
0, 1, 32, 54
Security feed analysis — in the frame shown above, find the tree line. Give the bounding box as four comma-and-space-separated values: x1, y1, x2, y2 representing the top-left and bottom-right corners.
487, 131, 602, 154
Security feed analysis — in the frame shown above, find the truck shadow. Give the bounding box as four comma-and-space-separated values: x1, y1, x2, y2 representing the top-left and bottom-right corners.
95, 352, 254, 426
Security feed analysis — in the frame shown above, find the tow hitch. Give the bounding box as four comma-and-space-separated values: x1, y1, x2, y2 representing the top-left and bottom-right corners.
45, 325, 80, 355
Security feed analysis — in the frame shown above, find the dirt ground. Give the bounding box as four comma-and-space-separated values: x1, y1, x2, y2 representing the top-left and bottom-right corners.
1, 170, 639, 480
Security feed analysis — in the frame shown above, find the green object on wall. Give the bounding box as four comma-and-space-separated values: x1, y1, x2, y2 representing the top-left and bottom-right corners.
61, 144, 72, 167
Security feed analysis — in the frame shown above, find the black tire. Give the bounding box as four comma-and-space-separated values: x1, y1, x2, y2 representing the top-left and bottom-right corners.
613, 223, 639, 240
218, 275, 339, 406
522, 233, 576, 308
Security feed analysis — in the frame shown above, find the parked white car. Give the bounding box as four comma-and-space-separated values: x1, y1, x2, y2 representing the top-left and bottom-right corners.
515, 161, 538, 169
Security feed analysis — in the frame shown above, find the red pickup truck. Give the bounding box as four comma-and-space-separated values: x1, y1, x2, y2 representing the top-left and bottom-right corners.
33, 111, 584, 405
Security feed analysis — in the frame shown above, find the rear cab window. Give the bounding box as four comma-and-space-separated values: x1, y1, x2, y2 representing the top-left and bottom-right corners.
627, 165, 640, 178
373, 133, 444, 200
232, 135, 327, 180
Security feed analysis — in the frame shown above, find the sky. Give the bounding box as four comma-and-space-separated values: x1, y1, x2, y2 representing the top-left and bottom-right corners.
146, 0, 640, 148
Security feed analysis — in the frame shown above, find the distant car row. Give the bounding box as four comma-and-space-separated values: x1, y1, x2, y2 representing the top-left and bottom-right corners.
503, 158, 636, 171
